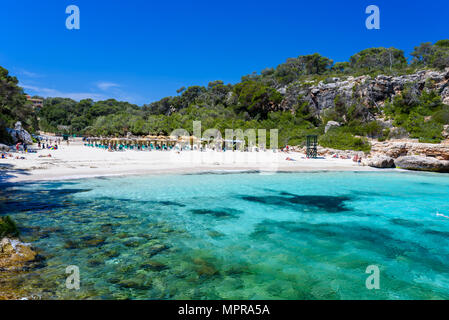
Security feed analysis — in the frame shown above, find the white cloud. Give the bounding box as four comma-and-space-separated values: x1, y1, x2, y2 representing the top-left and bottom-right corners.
96, 82, 120, 91
21, 70, 40, 78
15, 69, 42, 78
21, 84, 106, 101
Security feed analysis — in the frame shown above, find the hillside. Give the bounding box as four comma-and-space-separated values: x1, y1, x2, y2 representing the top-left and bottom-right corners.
1, 40, 449, 150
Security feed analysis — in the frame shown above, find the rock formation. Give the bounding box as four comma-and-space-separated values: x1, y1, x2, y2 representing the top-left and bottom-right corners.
0, 143, 10, 151
6, 121, 33, 145
0, 237, 38, 271
395, 156, 449, 173
364, 156, 395, 168
280, 68, 449, 118
443, 125, 449, 139
370, 141, 449, 160
324, 121, 340, 133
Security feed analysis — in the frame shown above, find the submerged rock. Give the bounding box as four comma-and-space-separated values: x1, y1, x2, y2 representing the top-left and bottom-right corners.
208, 230, 225, 238
148, 244, 169, 257
193, 257, 219, 278
63, 240, 80, 249
81, 236, 106, 247
141, 260, 168, 272
117, 278, 151, 290
395, 156, 449, 173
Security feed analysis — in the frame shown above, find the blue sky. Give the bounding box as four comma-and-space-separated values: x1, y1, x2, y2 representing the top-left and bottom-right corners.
1, 0, 448, 105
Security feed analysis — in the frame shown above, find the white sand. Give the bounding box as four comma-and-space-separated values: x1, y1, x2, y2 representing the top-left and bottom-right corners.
0, 140, 379, 183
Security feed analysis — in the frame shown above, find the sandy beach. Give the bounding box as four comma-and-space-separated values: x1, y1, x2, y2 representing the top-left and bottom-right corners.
0, 139, 380, 183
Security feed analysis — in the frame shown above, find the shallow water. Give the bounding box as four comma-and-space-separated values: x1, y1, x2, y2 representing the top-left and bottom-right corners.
1, 171, 449, 299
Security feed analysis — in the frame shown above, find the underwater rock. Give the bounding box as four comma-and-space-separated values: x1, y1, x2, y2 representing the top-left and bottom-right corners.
117, 278, 151, 290
124, 238, 143, 247
100, 223, 115, 233
117, 233, 128, 239
102, 249, 120, 258
193, 258, 219, 278
138, 233, 156, 240
63, 240, 80, 249
141, 260, 168, 272
87, 259, 102, 267
208, 230, 225, 238
148, 244, 169, 257
82, 237, 106, 247
224, 265, 252, 276
161, 228, 176, 233
0, 238, 38, 271
190, 208, 241, 218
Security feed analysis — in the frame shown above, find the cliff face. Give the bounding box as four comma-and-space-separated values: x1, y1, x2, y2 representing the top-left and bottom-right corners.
370, 141, 449, 160
280, 68, 449, 117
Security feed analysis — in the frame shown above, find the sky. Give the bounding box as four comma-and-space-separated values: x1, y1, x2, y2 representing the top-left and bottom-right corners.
1, 0, 448, 105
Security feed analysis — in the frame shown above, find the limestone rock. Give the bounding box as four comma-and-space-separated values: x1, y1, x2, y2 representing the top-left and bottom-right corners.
371, 141, 449, 160
443, 125, 449, 139
6, 122, 33, 145
366, 156, 395, 168
395, 156, 449, 173
280, 69, 449, 121
0, 143, 11, 152
0, 238, 38, 271
325, 121, 340, 133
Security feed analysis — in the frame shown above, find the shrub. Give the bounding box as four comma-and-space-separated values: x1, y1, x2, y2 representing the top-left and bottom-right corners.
318, 128, 371, 152
432, 107, 449, 124
410, 121, 444, 143
0, 216, 19, 238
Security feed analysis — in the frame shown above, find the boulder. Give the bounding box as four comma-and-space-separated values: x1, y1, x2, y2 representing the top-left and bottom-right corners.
366, 156, 395, 168
443, 125, 449, 139
0, 143, 11, 152
6, 121, 33, 145
324, 121, 340, 133
0, 238, 38, 271
395, 156, 449, 173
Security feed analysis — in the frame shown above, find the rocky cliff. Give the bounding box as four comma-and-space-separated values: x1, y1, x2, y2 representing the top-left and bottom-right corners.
280, 68, 449, 117
370, 141, 449, 160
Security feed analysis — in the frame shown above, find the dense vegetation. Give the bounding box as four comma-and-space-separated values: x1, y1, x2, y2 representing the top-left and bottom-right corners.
0, 67, 38, 144
0, 216, 19, 238
384, 88, 449, 143
1, 40, 449, 150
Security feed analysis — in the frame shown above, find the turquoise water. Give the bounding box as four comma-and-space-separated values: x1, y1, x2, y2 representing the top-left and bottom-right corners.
1, 171, 449, 299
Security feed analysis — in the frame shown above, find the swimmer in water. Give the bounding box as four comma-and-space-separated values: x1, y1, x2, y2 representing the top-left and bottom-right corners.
436, 212, 449, 219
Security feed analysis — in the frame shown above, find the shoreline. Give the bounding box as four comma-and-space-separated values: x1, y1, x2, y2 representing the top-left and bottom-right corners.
0, 142, 382, 183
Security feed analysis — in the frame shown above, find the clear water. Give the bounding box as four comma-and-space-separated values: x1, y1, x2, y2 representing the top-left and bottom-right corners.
1, 171, 449, 299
